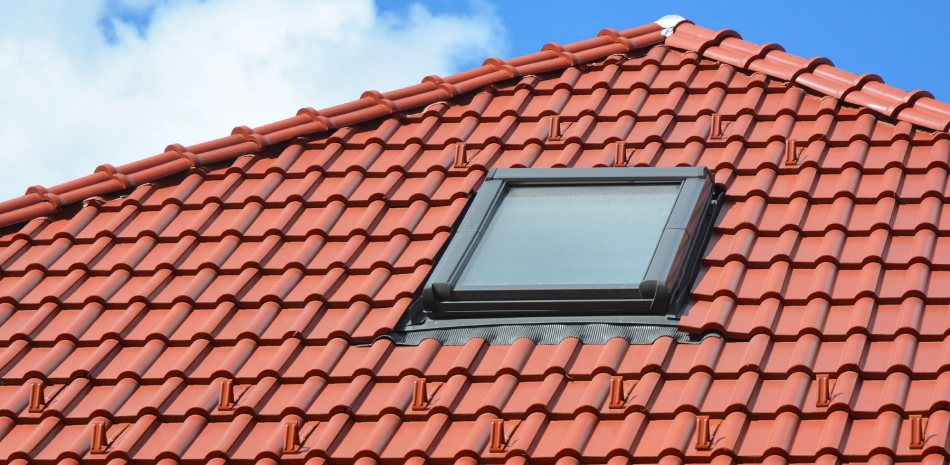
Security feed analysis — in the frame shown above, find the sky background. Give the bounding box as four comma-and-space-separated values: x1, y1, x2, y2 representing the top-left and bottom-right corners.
1, 0, 948, 202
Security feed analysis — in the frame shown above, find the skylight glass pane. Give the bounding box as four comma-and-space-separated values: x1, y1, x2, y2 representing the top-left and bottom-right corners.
456, 183, 680, 287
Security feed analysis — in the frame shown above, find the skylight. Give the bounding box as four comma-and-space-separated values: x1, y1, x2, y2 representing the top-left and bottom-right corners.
456, 184, 679, 287
399, 167, 721, 330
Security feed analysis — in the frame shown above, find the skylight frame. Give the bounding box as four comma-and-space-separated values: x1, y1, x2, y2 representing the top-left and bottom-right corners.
398, 167, 721, 330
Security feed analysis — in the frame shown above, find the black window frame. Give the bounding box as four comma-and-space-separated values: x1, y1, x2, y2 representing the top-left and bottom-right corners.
397, 167, 722, 331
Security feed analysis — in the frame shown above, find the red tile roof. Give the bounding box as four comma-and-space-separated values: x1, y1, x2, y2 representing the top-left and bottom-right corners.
2, 14, 950, 465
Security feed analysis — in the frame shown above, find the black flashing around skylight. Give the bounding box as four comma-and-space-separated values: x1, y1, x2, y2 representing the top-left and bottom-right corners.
395, 167, 722, 331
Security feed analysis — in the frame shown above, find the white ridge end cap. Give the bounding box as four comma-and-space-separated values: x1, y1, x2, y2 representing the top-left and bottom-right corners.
655, 15, 688, 37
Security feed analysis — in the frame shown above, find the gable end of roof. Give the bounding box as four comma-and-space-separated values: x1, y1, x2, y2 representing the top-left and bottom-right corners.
2, 16, 949, 232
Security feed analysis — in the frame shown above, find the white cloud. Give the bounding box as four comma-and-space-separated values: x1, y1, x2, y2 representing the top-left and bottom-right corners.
0, 0, 506, 202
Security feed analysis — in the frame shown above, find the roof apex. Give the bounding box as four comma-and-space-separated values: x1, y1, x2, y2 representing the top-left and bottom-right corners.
654, 15, 689, 37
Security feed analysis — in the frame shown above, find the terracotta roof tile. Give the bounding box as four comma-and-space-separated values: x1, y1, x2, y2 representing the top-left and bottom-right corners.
3, 14, 950, 465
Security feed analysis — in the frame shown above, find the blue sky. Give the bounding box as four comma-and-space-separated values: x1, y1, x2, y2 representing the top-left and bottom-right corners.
1, 0, 948, 203
381, 0, 950, 101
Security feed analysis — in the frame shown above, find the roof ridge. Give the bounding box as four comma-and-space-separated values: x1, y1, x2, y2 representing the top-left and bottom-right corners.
3, 17, 950, 232
0, 20, 669, 230
665, 23, 950, 132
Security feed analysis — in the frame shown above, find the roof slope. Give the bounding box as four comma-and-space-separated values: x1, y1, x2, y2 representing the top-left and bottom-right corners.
2, 15, 950, 465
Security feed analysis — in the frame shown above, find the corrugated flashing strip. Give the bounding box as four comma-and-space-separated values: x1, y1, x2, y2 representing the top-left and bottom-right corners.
373, 324, 722, 346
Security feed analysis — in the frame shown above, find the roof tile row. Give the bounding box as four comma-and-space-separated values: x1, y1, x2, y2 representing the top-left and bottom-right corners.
8, 369, 950, 423
2, 409, 949, 463
5, 333, 950, 385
